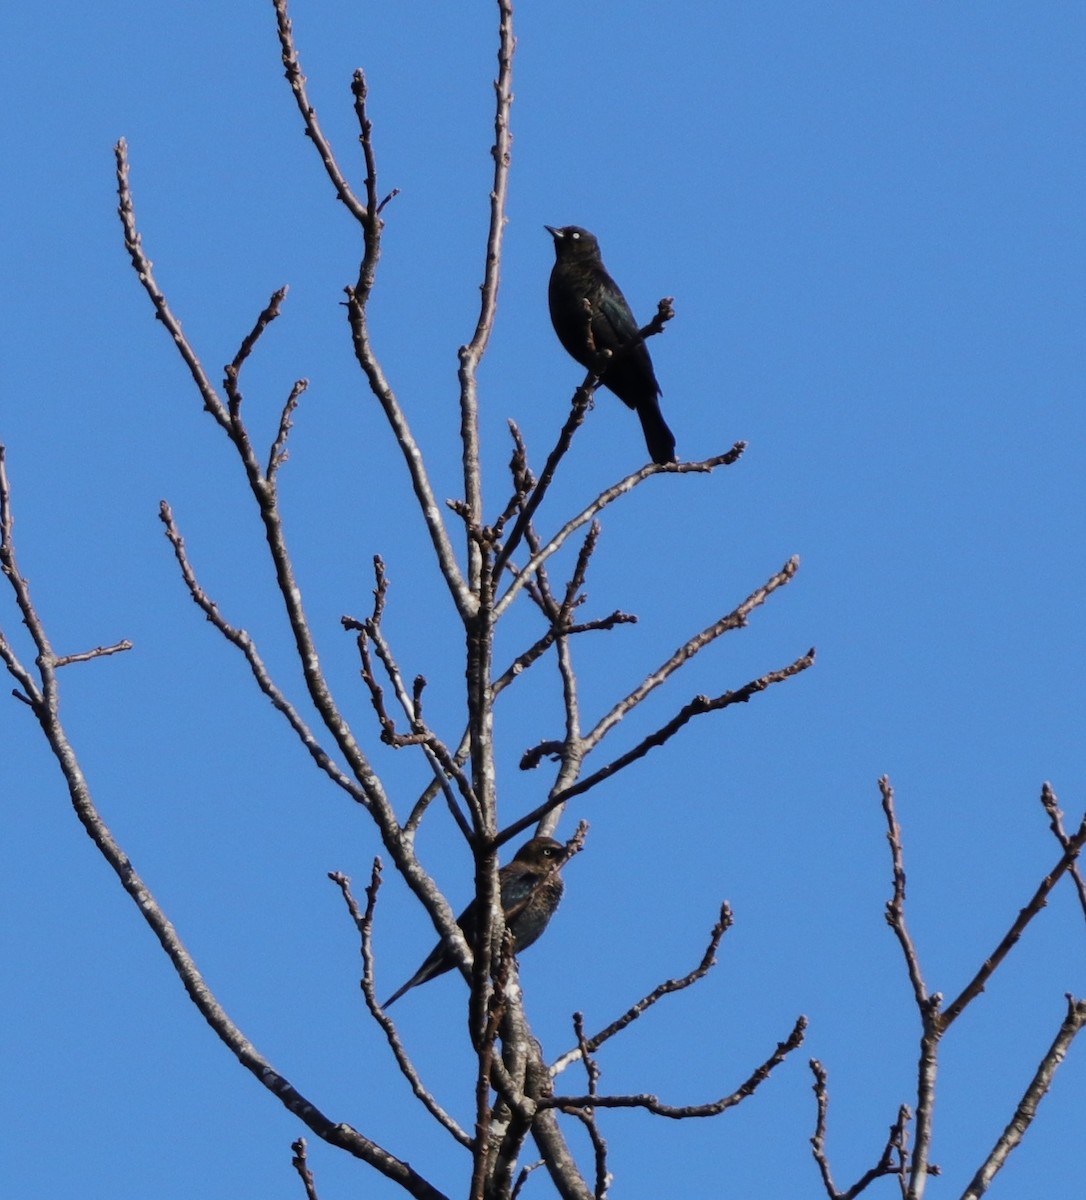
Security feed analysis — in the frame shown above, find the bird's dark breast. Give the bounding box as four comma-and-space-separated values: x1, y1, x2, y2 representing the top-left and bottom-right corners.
548, 268, 660, 411
547, 274, 591, 364
509, 875, 564, 951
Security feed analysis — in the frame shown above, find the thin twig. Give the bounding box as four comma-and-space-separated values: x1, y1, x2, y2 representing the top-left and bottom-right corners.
492, 608, 635, 700
492, 386, 595, 580
1039, 783, 1086, 924
581, 556, 801, 755
492, 521, 602, 694
225, 286, 288, 406
268, 379, 308, 478
880, 778, 942, 1199
545, 1016, 806, 1118
0, 447, 48, 708
809, 1060, 914, 1200
290, 1138, 321, 1200
115, 140, 230, 434
510, 1160, 545, 1200
159, 502, 366, 804
349, 616, 479, 831
518, 519, 588, 838
494, 444, 746, 619
504, 649, 815, 844
272, 0, 369, 221
405, 728, 474, 837
343, 287, 471, 620
54, 640, 134, 668
960, 995, 1086, 1199
329, 865, 472, 1147
880, 778, 929, 1008
568, 1011, 612, 1197
552, 903, 733, 1077
457, 0, 516, 590
940, 810, 1086, 1029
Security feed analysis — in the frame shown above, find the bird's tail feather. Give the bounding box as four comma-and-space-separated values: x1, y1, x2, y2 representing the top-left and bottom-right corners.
637, 398, 677, 464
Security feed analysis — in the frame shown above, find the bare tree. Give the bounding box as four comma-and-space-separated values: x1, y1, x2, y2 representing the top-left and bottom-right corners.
2, 3, 1083, 1198
809, 780, 1086, 1200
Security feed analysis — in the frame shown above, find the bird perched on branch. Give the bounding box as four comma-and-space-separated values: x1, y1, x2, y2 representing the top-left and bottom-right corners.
545, 224, 676, 465
383, 836, 567, 1008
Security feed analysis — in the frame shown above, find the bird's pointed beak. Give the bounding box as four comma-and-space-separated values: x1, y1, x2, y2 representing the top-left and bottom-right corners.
544, 225, 562, 239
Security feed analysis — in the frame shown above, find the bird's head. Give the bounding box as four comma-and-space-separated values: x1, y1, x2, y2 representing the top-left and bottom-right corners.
545, 224, 600, 263
512, 836, 567, 870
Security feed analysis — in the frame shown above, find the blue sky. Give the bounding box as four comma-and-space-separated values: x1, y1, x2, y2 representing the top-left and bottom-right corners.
3, 2, 1085, 1197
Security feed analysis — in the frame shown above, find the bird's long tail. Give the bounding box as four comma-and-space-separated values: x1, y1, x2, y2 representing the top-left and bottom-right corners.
637, 397, 677, 464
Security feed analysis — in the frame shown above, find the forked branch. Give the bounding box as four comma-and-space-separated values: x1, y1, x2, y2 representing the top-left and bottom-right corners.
506, 647, 815, 843
545, 1016, 806, 1118
809, 1060, 913, 1200
552, 902, 734, 1077
0, 453, 448, 1200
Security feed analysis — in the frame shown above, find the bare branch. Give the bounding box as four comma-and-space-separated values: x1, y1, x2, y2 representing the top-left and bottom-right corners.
348, 615, 479, 831
940, 809, 1086, 1030
880, 777, 929, 1008
1040, 782, 1086, 924
492, 521, 607, 699
492, 608, 635, 700
564, 1109, 610, 1200
573, 1011, 602, 1098
6, 450, 447, 1183
119, 140, 388, 814
268, 379, 308, 478
226, 286, 288, 391
511, 1160, 545, 1200
581, 556, 801, 754
552, 902, 733, 1077
809, 1060, 913, 1200
351, 69, 387, 222
290, 1138, 321, 1200
54, 640, 134, 668
343, 297, 473, 619
505, 648, 815, 843
491, 423, 535, 542
114, 140, 231, 435
545, 1016, 806, 1118
494, 444, 747, 618
405, 727, 474, 838
273, 0, 472, 620
517, 522, 588, 837
458, 0, 517, 589
159, 502, 366, 804
575, 1010, 612, 1199
961, 995, 1086, 1199
884, 775, 1086, 1036
342, 558, 476, 836
492, 386, 595, 580
272, 0, 369, 221
0, 446, 54, 711
1, 559, 446, 1198
329, 865, 472, 1147
880, 778, 943, 1196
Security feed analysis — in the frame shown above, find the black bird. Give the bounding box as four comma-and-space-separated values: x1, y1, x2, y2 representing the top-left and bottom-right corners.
383, 836, 567, 1008
545, 224, 676, 464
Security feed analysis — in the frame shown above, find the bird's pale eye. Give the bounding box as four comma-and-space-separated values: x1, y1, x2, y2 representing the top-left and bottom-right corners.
570, 231, 580, 240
